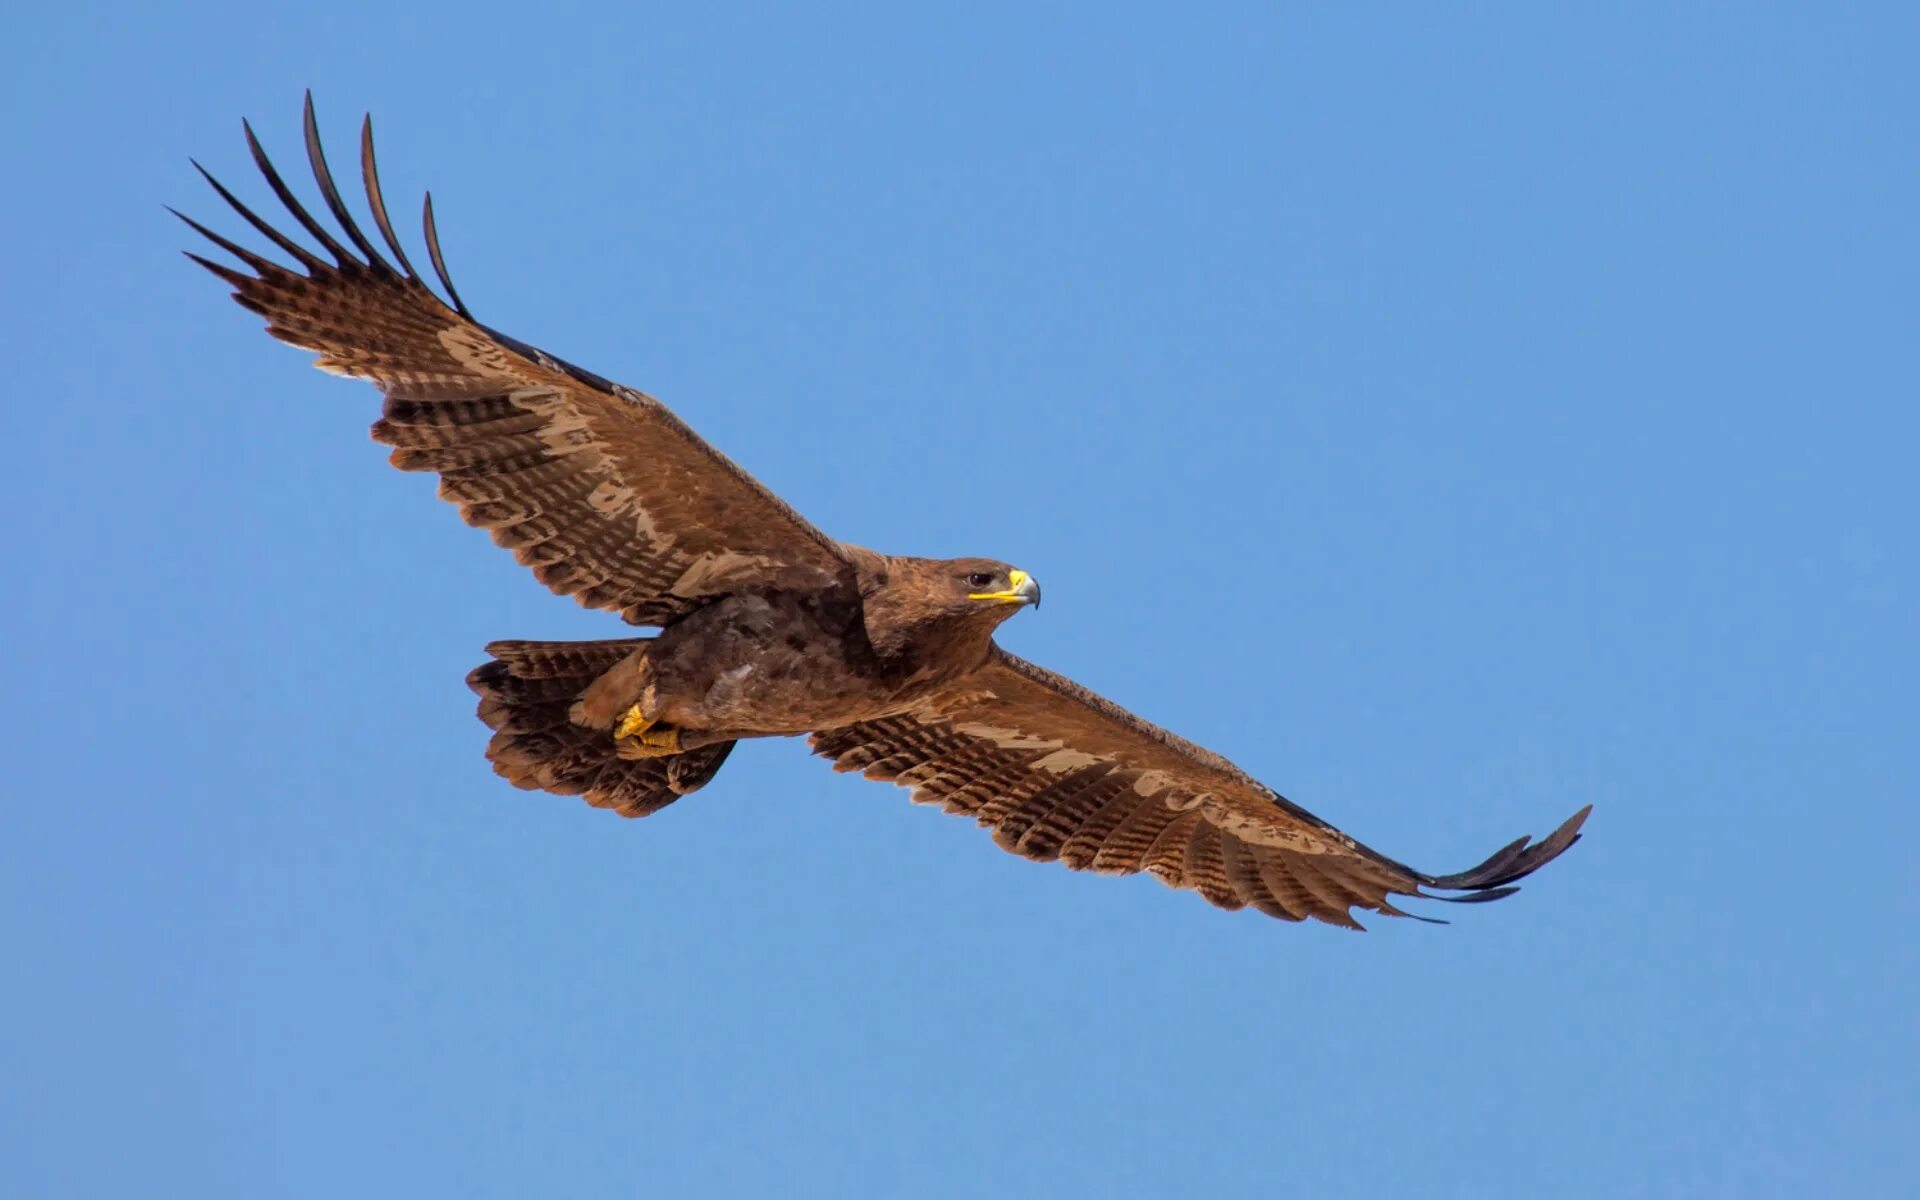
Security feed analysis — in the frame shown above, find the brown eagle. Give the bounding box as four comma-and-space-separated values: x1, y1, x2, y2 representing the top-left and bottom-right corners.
177, 97, 1588, 929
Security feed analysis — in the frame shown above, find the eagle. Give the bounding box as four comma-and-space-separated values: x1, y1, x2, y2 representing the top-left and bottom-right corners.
177, 96, 1588, 929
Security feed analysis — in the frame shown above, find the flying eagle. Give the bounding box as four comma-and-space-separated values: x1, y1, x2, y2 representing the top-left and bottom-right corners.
177, 97, 1588, 929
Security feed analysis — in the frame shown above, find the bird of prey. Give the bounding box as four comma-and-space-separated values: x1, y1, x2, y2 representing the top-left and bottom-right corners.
177, 96, 1588, 929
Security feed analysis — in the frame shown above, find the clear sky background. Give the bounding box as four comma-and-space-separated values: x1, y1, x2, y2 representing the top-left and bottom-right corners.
5, 4, 1916, 1197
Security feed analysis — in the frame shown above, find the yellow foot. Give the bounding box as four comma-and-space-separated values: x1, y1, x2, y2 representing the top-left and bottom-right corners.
616, 721, 684, 759
614, 704, 652, 740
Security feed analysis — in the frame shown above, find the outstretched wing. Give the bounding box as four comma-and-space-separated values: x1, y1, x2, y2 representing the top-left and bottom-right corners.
812, 649, 1589, 928
177, 95, 852, 627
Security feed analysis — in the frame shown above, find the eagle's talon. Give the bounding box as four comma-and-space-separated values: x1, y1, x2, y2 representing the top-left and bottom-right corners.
614, 704, 652, 740
616, 720, 683, 759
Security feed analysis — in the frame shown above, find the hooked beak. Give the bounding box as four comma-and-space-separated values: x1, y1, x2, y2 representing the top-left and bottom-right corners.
970, 568, 1042, 610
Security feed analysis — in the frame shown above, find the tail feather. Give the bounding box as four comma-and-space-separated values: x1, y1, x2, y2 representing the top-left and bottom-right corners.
484, 638, 649, 678
476, 698, 576, 736
467, 639, 734, 818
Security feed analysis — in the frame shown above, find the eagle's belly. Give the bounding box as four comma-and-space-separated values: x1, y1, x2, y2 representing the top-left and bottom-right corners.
645, 591, 896, 735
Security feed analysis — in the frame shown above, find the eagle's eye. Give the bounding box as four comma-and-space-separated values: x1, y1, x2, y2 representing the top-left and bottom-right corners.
965, 572, 996, 589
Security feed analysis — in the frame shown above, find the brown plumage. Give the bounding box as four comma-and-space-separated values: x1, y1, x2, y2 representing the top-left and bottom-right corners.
179, 96, 1590, 929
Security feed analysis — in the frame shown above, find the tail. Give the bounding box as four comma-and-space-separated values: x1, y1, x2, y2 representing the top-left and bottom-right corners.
466, 639, 735, 818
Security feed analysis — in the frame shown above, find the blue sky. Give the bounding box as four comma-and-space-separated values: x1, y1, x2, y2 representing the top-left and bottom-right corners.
6, 4, 1916, 1196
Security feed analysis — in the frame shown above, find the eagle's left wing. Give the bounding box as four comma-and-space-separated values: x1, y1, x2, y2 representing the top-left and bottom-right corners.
812, 649, 1588, 928
176, 96, 853, 628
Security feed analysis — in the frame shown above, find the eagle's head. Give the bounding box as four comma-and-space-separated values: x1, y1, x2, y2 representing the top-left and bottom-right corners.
858, 555, 1042, 658
952, 558, 1042, 616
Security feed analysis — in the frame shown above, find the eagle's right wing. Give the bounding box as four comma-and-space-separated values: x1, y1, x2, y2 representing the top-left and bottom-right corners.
813, 649, 1589, 928
178, 95, 852, 627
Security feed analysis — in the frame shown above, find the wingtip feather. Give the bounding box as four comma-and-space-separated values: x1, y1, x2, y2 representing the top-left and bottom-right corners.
421, 190, 474, 318
359, 112, 426, 287
244, 107, 358, 269
302, 91, 394, 274
1420, 803, 1593, 899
